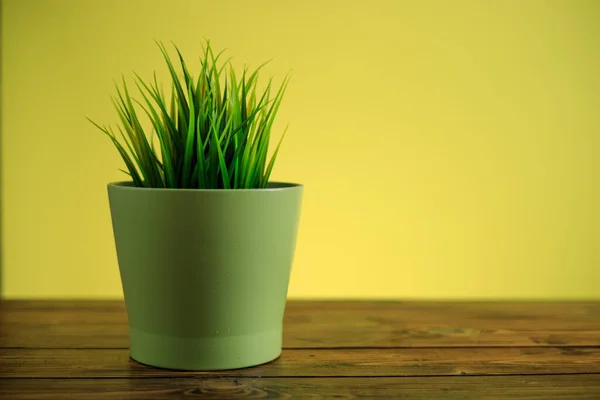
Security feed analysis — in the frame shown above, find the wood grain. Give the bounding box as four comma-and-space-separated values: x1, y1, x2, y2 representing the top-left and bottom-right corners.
2, 347, 600, 378
2, 300, 599, 348
2, 300, 599, 399
1, 375, 599, 399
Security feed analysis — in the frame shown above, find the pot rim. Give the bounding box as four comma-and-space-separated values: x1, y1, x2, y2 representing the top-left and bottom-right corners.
108, 181, 303, 192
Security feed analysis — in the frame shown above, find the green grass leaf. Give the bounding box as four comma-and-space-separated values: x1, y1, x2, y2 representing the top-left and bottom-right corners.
181, 84, 196, 188
261, 124, 289, 187
89, 41, 291, 189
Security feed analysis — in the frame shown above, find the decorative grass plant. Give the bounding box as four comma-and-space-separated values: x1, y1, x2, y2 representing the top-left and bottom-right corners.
89, 41, 290, 189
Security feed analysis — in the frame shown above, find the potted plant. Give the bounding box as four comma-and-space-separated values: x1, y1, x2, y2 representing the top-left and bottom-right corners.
88, 41, 303, 370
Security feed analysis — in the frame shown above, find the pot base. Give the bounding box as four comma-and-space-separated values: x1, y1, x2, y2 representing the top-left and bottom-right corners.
129, 326, 282, 370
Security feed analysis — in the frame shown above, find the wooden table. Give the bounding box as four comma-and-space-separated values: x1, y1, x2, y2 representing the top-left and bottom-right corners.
1, 301, 599, 399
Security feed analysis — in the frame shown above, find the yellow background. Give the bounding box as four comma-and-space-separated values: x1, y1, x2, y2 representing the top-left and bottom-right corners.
2, 0, 599, 299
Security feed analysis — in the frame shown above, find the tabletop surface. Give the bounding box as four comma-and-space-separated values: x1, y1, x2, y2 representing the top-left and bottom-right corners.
0, 300, 599, 399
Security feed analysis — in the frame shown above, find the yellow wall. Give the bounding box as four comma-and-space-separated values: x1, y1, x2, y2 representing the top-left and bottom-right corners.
2, 0, 599, 299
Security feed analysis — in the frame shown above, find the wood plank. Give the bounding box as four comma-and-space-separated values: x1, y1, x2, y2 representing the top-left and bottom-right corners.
1, 300, 599, 348
2, 347, 600, 378
1, 375, 599, 399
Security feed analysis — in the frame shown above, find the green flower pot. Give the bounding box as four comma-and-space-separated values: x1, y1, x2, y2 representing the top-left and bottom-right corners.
107, 181, 303, 370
